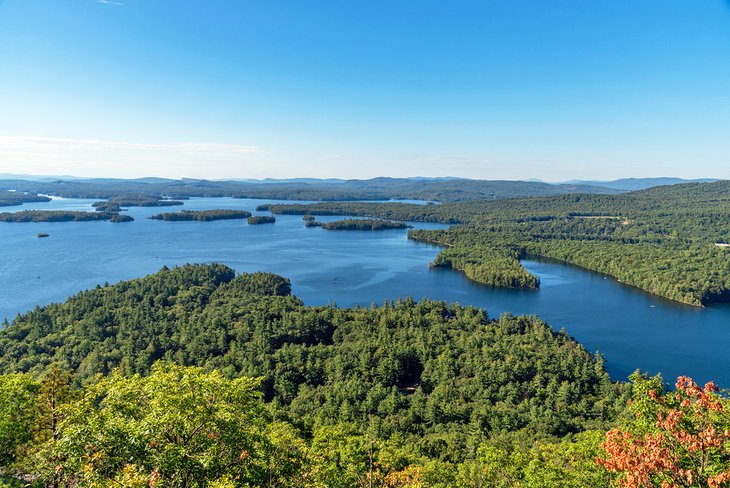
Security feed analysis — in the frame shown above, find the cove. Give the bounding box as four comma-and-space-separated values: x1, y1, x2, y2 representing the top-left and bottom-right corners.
1, 197, 729, 386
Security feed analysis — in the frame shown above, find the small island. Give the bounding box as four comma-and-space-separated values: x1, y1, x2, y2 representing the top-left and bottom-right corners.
303, 214, 315, 221
92, 201, 123, 212
321, 219, 410, 231
149, 209, 252, 222
110, 214, 135, 223
36, 232, 49, 238
248, 215, 276, 225
305, 220, 323, 227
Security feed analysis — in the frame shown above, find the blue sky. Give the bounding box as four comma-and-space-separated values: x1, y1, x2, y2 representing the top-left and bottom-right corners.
1, 0, 729, 180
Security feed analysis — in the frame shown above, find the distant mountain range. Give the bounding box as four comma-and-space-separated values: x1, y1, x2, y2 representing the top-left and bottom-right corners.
563, 177, 719, 191
0, 176, 623, 202
0, 175, 722, 203
0, 174, 180, 184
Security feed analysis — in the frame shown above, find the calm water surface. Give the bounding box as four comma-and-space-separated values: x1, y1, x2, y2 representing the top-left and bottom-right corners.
1, 197, 729, 385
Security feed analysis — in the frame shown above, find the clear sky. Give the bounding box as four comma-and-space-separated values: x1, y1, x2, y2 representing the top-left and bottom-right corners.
1, 0, 729, 181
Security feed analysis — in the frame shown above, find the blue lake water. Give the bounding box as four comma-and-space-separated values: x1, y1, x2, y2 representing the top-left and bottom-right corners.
1, 196, 729, 386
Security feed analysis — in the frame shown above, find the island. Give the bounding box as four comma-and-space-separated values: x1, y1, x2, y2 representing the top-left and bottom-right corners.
36, 232, 49, 238
110, 214, 135, 223
0, 210, 121, 222
92, 201, 123, 212
303, 214, 315, 221
304, 220, 323, 227
93, 194, 184, 209
321, 218, 410, 231
247, 215, 276, 224
149, 209, 252, 221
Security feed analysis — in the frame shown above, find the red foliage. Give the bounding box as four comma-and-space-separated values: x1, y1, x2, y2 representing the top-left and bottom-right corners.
598, 376, 730, 487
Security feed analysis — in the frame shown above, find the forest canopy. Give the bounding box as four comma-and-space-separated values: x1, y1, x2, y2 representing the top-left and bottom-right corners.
0, 264, 630, 485
149, 209, 252, 221
1, 265, 729, 486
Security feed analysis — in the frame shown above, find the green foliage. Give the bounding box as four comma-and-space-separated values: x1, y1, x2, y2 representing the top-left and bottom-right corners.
0, 368, 620, 486
409, 182, 730, 305
285, 181, 730, 305
0, 210, 118, 222
149, 209, 252, 221
0, 265, 624, 484
0, 180, 727, 484
321, 219, 410, 231
0, 374, 38, 465
0, 263, 237, 377
453, 431, 611, 487
228, 271, 292, 297
248, 215, 276, 224
56, 364, 268, 487
429, 244, 539, 289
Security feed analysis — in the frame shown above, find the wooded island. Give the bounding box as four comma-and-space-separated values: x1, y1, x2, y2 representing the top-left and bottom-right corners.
321, 219, 410, 230
0, 210, 133, 223
247, 215, 276, 224
149, 209, 252, 221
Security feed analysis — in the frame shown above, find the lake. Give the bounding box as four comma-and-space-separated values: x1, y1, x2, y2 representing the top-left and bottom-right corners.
1, 196, 729, 386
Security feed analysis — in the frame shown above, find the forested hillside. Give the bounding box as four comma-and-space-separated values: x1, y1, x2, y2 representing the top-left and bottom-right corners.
269, 181, 730, 306
0, 264, 627, 486
0, 190, 50, 207
0, 264, 623, 438
2, 265, 730, 486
